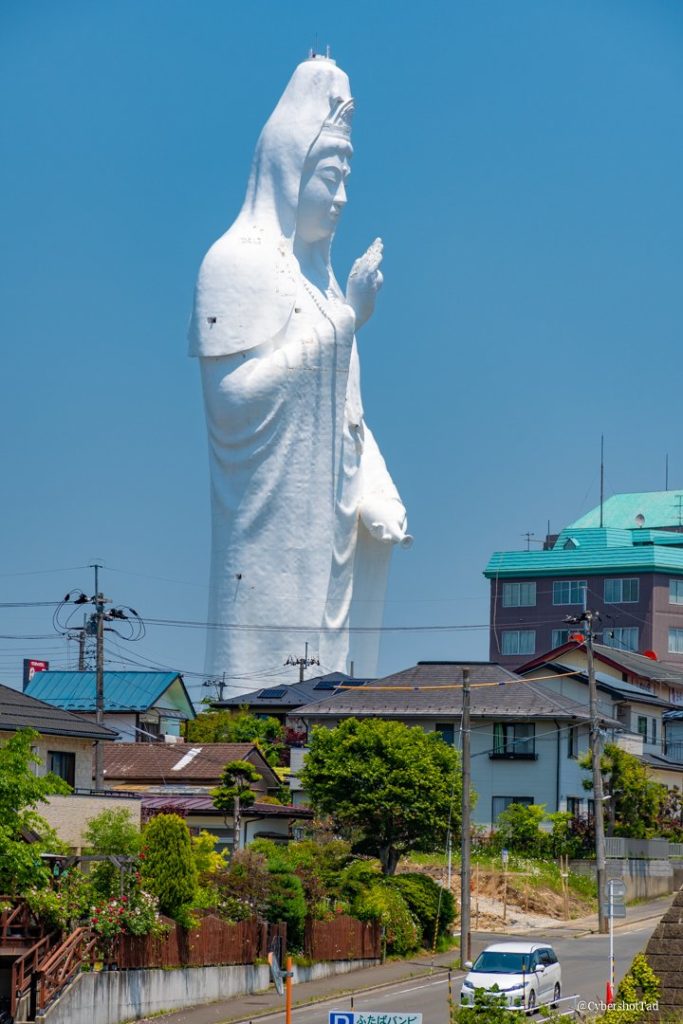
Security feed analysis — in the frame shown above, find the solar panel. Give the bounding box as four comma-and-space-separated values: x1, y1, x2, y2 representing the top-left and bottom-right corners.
313, 680, 339, 690
258, 687, 287, 699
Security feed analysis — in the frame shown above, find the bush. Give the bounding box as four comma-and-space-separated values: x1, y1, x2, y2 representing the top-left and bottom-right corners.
141, 814, 197, 921
452, 988, 526, 1024
352, 881, 420, 955
391, 872, 455, 946
266, 870, 307, 948
214, 848, 271, 922
495, 804, 549, 857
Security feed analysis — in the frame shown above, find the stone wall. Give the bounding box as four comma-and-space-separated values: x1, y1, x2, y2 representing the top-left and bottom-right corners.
645, 885, 683, 1015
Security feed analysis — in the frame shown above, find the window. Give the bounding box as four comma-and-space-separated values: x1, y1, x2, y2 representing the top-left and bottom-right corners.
567, 726, 579, 759
436, 723, 455, 745
652, 719, 658, 745
502, 582, 536, 608
492, 796, 534, 821
566, 797, 582, 816
669, 628, 683, 654
492, 722, 536, 758
552, 580, 587, 606
48, 751, 75, 787
604, 578, 639, 604
500, 630, 536, 656
551, 629, 571, 649
670, 580, 683, 605
637, 716, 648, 739
603, 627, 639, 652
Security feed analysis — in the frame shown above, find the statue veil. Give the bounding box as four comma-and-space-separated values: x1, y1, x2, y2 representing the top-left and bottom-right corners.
189, 58, 352, 358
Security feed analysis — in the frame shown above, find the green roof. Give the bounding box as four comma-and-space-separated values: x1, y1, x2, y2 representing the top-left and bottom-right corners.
484, 490, 683, 580
567, 490, 683, 531
25, 671, 195, 717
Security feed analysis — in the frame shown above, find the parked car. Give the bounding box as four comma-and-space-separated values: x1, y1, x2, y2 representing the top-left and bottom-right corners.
460, 941, 562, 1012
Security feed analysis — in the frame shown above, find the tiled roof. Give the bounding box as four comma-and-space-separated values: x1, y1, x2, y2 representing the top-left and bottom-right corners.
0, 683, 116, 740
592, 645, 683, 687
296, 661, 613, 723
215, 672, 372, 709
140, 794, 313, 818
640, 752, 683, 773
25, 671, 195, 716
103, 742, 279, 787
518, 659, 674, 709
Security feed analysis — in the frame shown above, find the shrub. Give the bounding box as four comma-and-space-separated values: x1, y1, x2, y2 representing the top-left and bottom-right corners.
214, 849, 271, 922
391, 872, 455, 946
495, 804, 549, 856
266, 870, 307, 949
352, 881, 420, 956
140, 814, 197, 920
452, 988, 526, 1024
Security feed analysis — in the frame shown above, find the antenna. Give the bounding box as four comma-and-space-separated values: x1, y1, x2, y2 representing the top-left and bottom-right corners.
599, 434, 605, 528
666, 453, 669, 491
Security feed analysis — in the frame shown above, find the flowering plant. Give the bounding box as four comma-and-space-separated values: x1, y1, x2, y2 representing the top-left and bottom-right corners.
89, 889, 166, 949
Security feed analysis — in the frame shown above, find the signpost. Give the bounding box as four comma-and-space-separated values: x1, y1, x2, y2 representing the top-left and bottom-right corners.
330, 1014, 423, 1024
605, 879, 627, 1003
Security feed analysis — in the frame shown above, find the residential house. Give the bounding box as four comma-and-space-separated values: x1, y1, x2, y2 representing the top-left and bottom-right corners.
0, 682, 140, 852
102, 742, 312, 851
292, 661, 622, 828
484, 490, 683, 670
25, 670, 195, 741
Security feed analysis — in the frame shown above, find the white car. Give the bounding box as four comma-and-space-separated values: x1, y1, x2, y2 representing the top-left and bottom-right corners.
460, 941, 562, 1012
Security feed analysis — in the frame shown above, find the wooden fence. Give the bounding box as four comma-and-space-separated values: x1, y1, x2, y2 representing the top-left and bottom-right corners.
112, 915, 268, 969
304, 916, 381, 961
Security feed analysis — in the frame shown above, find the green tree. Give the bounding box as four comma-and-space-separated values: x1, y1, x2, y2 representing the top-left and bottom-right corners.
390, 872, 455, 945
301, 719, 463, 875
0, 729, 71, 894
141, 814, 197, 920
581, 743, 666, 838
84, 808, 141, 855
495, 803, 548, 856
186, 708, 284, 765
213, 759, 262, 850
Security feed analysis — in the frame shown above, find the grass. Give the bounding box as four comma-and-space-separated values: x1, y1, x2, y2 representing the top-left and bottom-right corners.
404, 851, 598, 902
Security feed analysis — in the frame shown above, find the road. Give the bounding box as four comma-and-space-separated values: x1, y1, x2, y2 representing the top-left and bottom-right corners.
230, 921, 658, 1024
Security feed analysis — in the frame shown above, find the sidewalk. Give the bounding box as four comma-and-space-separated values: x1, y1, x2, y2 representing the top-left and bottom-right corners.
138, 895, 674, 1024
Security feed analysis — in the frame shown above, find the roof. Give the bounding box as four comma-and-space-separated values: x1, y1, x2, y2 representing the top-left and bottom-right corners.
25, 671, 195, 716
479, 942, 551, 953
102, 742, 280, 787
640, 752, 683, 774
519, 642, 683, 692
567, 491, 683, 531
214, 672, 373, 710
140, 794, 313, 818
296, 661, 618, 724
0, 682, 116, 740
518, 659, 674, 709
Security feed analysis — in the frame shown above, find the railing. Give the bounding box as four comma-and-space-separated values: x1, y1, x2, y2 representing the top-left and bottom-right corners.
605, 837, 671, 859
10, 931, 59, 1018
0, 898, 45, 950
664, 742, 683, 764
304, 916, 381, 961
669, 842, 683, 858
36, 927, 98, 1012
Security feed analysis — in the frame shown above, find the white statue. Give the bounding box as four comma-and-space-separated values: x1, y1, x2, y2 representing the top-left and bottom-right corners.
189, 56, 411, 692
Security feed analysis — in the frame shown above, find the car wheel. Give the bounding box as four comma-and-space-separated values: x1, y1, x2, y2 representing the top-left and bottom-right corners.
526, 989, 536, 1014
552, 983, 561, 1009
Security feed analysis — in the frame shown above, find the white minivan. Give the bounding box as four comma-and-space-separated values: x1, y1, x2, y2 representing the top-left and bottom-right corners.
460, 941, 562, 1012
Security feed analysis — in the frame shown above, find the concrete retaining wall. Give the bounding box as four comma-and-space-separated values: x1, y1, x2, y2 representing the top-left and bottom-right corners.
38, 958, 380, 1024
570, 858, 674, 901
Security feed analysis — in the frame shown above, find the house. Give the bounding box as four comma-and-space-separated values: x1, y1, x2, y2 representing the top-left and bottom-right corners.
292, 661, 622, 828
25, 670, 196, 741
484, 490, 683, 670
212, 671, 372, 730
101, 741, 281, 795
0, 682, 140, 852
101, 742, 312, 851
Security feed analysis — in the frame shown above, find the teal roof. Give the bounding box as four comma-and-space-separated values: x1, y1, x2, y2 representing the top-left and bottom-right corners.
25, 671, 195, 716
567, 490, 683, 531
485, 490, 683, 579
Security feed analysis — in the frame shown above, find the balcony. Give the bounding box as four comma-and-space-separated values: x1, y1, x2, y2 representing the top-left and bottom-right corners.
489, 747, 538, 761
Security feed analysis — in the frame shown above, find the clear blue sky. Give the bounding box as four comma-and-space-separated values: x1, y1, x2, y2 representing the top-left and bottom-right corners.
2, 0, 681, 700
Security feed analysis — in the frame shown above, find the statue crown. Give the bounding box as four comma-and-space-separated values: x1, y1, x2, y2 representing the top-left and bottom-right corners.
322, 98, 354, 141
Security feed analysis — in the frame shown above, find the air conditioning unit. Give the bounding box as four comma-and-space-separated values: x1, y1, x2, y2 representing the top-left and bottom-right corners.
164, 734, 183, 744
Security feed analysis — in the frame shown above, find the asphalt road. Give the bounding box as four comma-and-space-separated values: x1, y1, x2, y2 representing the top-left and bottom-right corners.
230, 921, 658, 1024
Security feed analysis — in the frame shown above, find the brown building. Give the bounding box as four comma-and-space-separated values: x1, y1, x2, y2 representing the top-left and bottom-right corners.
484, 490, 683, 670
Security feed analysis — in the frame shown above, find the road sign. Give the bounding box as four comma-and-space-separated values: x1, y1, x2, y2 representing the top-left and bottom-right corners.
601, 900, 626, 919
607, 879, 627, 898
330, 1013, 423, 1024
501, 848, 509, 866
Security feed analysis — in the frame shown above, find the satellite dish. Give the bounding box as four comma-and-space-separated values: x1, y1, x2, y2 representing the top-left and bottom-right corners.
635, 513, 645, 527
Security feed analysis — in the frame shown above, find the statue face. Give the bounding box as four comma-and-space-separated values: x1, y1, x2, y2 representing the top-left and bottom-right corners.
296, 142, 352, 244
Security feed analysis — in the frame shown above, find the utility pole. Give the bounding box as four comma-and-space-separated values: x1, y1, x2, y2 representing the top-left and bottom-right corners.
93, 564, 106, 792
460, 667, 471, 967
566, 609, 608, 933
284, 642, 320, 683
78, 618, 87, 671
203, 672, 227, 702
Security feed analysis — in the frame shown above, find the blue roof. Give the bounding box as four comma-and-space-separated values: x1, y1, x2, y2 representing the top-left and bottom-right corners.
25, 671, 193, 715
567, 491, 683, 531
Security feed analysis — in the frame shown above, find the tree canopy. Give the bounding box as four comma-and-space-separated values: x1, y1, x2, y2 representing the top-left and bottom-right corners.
212, 759, 262, 816
581, 742, 666, 838
301, 718, 463, 874
185, 708, 284, 765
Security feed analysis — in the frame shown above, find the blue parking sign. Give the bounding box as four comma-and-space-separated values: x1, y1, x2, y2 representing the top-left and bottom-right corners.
329, 1014, 355, 1024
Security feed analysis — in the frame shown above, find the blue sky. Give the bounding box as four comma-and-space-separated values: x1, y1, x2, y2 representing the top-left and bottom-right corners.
1, 0, 681, 700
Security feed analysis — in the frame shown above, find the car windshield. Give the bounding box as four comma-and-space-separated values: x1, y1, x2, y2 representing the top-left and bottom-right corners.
471, 952, 530, 974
